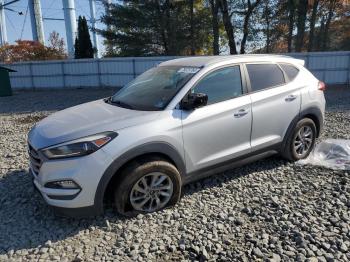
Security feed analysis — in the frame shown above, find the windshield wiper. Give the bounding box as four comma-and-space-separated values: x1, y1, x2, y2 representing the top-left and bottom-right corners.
104, 96, 112, 103
105, 97, 134, 109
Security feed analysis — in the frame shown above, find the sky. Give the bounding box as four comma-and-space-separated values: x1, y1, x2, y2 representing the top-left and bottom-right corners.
3, 0, 107, 54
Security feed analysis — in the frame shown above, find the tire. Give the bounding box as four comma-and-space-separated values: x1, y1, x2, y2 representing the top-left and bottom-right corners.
114, 156, 182, 216
281, 118, 317, 161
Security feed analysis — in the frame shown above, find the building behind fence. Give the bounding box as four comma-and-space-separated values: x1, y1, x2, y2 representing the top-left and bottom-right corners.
2, 51, 350, 90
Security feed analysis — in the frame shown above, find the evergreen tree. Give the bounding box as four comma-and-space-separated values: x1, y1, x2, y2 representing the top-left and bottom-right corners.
74, 37, 80, 58
98, 1, 212, 57
74, 16, 94, 59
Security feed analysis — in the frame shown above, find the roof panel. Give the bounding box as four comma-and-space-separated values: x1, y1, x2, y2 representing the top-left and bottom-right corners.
159, 54, 304, 68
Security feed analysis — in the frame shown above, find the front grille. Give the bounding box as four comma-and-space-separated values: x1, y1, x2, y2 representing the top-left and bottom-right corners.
28, 143, 42, 175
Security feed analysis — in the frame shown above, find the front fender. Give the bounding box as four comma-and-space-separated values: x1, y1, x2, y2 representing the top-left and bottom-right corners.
94, 142, 186, 213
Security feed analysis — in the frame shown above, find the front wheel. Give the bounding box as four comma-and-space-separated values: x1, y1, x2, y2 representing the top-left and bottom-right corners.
114, 157, 182, 216
281, 118, 317, 161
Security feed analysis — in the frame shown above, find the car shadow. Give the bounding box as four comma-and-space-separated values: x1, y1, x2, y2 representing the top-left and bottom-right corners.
182, 155, 286, 197
0, 168, 120, 255
0, 155, 286, 254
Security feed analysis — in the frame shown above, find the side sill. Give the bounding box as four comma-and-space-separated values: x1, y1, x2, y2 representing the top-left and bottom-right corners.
183, 148, 279, 185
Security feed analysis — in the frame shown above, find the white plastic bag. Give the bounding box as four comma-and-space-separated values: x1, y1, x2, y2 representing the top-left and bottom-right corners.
297, 139, 350, 170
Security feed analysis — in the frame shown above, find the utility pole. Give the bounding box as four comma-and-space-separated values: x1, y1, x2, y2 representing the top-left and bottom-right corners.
0, 0, 7, 46
29, 0, 45, 45
62, 0, 77, 58
89, 0, 99, 58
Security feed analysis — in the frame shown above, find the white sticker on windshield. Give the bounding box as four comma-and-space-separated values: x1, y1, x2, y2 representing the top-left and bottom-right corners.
178, 67, 200, 74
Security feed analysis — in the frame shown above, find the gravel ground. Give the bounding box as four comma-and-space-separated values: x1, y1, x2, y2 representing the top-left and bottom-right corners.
0, 86, 349, 261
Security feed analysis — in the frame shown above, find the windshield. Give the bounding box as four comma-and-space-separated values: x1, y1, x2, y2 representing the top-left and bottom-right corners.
110, 66, 200, 111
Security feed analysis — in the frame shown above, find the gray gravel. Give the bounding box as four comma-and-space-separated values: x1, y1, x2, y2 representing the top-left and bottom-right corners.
0, 87, 349, 261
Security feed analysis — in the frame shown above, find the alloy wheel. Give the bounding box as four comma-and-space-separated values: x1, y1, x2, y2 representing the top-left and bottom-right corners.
129, 172, 173, 212
293, 125, 313, 156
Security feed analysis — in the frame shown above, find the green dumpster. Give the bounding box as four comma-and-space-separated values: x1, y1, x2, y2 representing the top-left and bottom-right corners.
0, 66, 16, 97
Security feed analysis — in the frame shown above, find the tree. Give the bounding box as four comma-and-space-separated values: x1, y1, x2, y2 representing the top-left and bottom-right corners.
261, 0, 274, 53
260, 0, 277, 53
320, 0, 338, 50
48, 31, 66, 55
218, 0, 238, 54
308, 0, 320, 51
209, 0, 220, 55
99, 1, 212, 57
287, 0, 296, 52
295, 0, 308, 52
309, 0, 347, 51
98, 0, 349, 55
74, 16, 94, 59
0, 36, 67, 63
239, 0, 262, 54
189, 0, 195, 55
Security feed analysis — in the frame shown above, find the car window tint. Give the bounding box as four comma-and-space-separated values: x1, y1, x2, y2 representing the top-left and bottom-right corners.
246, 64, 285, 91
279, 63, 299, 81
193, 66, 242, 105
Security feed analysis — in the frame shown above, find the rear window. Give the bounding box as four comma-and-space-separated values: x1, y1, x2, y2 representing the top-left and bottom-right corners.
279, 63, 299, 81
246, 64, 285, 91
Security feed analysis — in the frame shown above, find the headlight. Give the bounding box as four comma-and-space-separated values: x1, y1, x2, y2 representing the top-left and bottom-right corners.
41, 131, 118, 159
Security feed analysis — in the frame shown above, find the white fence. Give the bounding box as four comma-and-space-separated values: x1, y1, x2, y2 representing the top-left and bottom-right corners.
2, 51, 350, 90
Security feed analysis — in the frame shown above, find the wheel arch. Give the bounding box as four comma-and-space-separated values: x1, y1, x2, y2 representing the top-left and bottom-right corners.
282, 106, 324, 151
94, 142, 186, 213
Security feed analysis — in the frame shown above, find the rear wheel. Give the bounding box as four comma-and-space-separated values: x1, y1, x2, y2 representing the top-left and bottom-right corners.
114, 157, 181, 216
282, 118, 316, 161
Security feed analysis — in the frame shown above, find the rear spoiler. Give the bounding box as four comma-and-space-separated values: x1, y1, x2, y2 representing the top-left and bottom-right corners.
294, 58, 305, 66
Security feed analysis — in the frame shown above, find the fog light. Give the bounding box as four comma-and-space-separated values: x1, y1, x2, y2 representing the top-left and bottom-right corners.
45, 180, 80, 189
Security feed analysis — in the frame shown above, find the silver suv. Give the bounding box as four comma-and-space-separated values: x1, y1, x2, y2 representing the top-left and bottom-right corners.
28, 55, 326, 217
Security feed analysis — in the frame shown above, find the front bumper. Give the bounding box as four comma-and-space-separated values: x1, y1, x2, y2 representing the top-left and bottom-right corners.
29, 147, 113, 217
31, 171, 101, 218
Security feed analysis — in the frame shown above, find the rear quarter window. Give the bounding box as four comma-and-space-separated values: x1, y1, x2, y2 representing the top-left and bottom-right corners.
246, 63, 285, 92
279, 63, 300, 82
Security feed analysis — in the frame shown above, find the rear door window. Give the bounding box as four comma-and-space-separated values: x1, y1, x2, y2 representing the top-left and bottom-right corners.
279, 63, 299, 82
246, 64, 285, 92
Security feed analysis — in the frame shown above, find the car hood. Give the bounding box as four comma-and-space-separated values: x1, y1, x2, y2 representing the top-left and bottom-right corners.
28, 99, 160, 149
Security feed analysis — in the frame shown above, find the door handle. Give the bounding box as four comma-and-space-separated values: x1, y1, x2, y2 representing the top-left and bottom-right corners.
234, 109, 249, 118
285, 95, 297, 102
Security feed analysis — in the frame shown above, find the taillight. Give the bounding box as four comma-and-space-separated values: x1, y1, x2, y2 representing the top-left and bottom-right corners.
318, 81, 326, 91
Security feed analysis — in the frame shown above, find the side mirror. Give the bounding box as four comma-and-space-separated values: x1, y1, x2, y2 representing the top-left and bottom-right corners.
181, 92, 208, 110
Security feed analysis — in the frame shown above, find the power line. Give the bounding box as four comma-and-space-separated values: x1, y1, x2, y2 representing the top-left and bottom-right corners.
47, 0, 56, 10
1, 0, 21, 8
5, 12, 17, 38
76, 0, 91, 19
42, 0, 57, 17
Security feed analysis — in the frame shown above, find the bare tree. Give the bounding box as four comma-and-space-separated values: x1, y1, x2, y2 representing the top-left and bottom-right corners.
218, 0, 237, 54
321, 0, 337, 50
262, 0, 272, 53
48, 31, 66, 54
209, 0, 220, 55
189, 0, 195, 55
240, 0, 262, 54
295, 0, 308, 52
287, 0, 296, 52
308, 0, 320, 51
